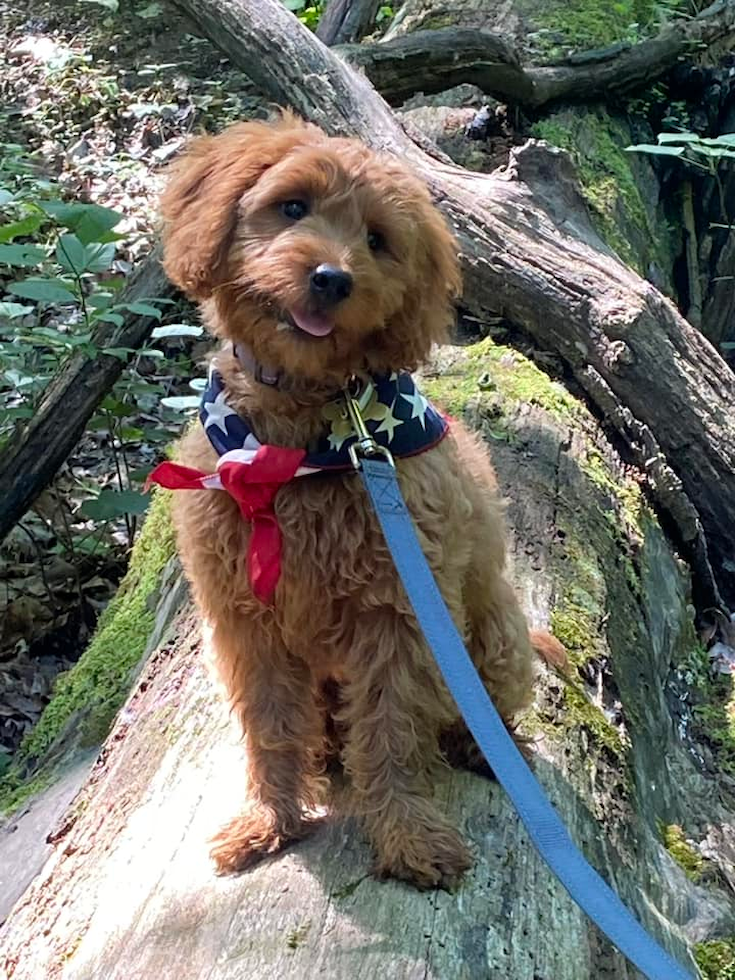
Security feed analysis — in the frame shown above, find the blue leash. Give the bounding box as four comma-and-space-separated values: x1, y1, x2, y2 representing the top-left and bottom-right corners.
359, 457, 694, 980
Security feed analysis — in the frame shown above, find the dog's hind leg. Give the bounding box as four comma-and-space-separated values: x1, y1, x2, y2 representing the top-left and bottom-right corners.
207, 615, 328, 875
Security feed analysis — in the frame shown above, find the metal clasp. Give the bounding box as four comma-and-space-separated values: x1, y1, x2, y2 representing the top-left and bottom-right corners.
343, 383, 395, 471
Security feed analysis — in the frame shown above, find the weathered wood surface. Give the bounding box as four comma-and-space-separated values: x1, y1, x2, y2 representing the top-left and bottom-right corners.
4, 343, 726, 978
0, 248, 171, 545
316, 0, 381, 45
338, 3, 735, 108
174, 0, 735, 604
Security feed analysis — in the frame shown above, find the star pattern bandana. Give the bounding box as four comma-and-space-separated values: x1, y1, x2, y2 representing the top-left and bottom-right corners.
148, 364, 448, 603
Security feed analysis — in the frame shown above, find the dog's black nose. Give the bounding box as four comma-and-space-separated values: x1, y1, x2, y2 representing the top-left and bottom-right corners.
310, 264, 353, 306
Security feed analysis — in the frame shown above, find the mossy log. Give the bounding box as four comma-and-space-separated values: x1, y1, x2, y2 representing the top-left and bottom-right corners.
337, 3, 735, 109
4, 339, 735, 979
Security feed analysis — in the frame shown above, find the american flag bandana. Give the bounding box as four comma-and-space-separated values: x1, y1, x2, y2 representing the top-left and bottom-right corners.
148, 364, 448, 603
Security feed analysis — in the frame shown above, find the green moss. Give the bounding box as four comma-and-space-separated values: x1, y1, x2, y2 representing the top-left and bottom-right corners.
0, 491, 175, 814
695, 939, 735, 980
563, 684, 625, 757
551, 604, 598, 668
679, 644, 735, 778
659, 822, 704, 882
531, 0, 657, 50
286, 922, 311, 950
532, 110, 651, 270
422, 336, 579, 422
421, 13, 454, 29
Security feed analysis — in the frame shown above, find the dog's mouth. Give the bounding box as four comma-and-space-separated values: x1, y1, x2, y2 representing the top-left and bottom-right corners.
276, 307, 335, 339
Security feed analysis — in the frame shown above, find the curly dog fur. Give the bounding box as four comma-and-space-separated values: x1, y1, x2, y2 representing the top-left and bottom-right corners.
160, 113, 537, 889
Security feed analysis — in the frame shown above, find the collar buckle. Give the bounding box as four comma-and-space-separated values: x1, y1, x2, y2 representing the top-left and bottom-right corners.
343, 388, 395, 472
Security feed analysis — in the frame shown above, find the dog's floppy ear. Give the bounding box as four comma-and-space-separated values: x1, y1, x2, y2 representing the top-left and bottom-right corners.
382, 191, 462, 370
160, 113, 319, 299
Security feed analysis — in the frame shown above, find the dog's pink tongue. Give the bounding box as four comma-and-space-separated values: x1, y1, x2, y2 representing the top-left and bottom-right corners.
290, 308, 335, 337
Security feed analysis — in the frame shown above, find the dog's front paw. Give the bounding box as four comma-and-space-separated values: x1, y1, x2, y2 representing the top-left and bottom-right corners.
209, 807, 319, 875
374, 823, 472, 891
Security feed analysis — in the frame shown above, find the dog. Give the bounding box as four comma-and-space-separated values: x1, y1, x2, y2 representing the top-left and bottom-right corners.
151, 112, 537, 890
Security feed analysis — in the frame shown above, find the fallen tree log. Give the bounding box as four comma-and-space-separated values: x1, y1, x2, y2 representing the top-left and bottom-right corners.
174, 0, 735, 607
0, 249, 171, 545
336, 1, 735, 108
4, 339, 732, 979
316, 0, 381, 45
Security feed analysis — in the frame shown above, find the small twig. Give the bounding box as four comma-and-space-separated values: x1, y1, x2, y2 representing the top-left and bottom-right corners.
57, 499, 88, 621
16, 521, 55, 606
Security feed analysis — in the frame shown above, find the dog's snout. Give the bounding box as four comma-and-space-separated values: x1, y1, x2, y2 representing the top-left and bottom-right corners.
310, 264, 353, 306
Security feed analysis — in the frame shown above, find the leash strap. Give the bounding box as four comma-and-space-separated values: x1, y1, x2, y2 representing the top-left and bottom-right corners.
359, 457, 694, 980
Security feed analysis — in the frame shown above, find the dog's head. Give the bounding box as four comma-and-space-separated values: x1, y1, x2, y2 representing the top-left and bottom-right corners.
160, 113, 461, 384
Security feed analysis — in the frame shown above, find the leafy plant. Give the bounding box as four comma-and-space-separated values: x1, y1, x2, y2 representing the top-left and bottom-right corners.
626, 131, 735, 221
281, 0, 325, 30
0, 146, 196, 548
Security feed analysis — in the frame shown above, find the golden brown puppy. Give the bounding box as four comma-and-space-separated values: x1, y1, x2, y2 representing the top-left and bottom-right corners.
157, 112, 536, 889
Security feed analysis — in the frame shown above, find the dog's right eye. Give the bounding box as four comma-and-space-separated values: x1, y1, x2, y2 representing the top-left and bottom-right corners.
280, 200, 309, 220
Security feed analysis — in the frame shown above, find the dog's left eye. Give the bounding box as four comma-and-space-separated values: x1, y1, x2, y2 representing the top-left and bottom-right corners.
367, 230, 385, 252
280, 200, 309, 220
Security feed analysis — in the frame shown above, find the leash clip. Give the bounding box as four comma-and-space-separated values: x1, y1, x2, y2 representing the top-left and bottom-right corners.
343, 385, 395, 471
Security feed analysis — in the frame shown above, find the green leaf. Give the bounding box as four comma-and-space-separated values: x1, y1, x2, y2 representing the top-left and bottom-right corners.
94, 311, 125, 327
0, 301, 34, 319
120, 301, 163, 319
84, 241, 116, 272
80, 489, 150, 521
161, 395, 201, 410
87, 292, 115, 309
721, 342, 735, 350
0, 214, 44, 243
282, 0, 306, 8
0, 189, 15, 206
136, 0, 163, 15
120, 426, 145, 441
56, 234, 88, 273
625, 144, 685, 156
142, 348, 165, 358
101, 396, 130, 416
0, 243, 47, 266
7, 278, 77, 304
2, 405, 33, 420
151, 323, 204, 338
40, 201, 122, 245
104, 347, 135, 359
657, 132, 701, 144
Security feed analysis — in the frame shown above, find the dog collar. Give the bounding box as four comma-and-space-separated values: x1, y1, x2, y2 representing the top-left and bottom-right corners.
200, 363, 448, 468
148, 364, 448, 604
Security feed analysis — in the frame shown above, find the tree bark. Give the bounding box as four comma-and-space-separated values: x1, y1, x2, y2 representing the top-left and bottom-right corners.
173, 0, 735, 607
316, 0, 381, 45
335, 2, 735, 108
0, 249, 171, 545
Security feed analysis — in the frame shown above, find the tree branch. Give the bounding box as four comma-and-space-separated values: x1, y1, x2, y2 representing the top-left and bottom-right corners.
335, 1, 735, 108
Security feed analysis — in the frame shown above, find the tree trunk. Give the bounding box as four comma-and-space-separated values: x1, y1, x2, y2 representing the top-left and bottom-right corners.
2, 339, 731, 979
173, 0, 735, 608
316, 0, 381, 45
